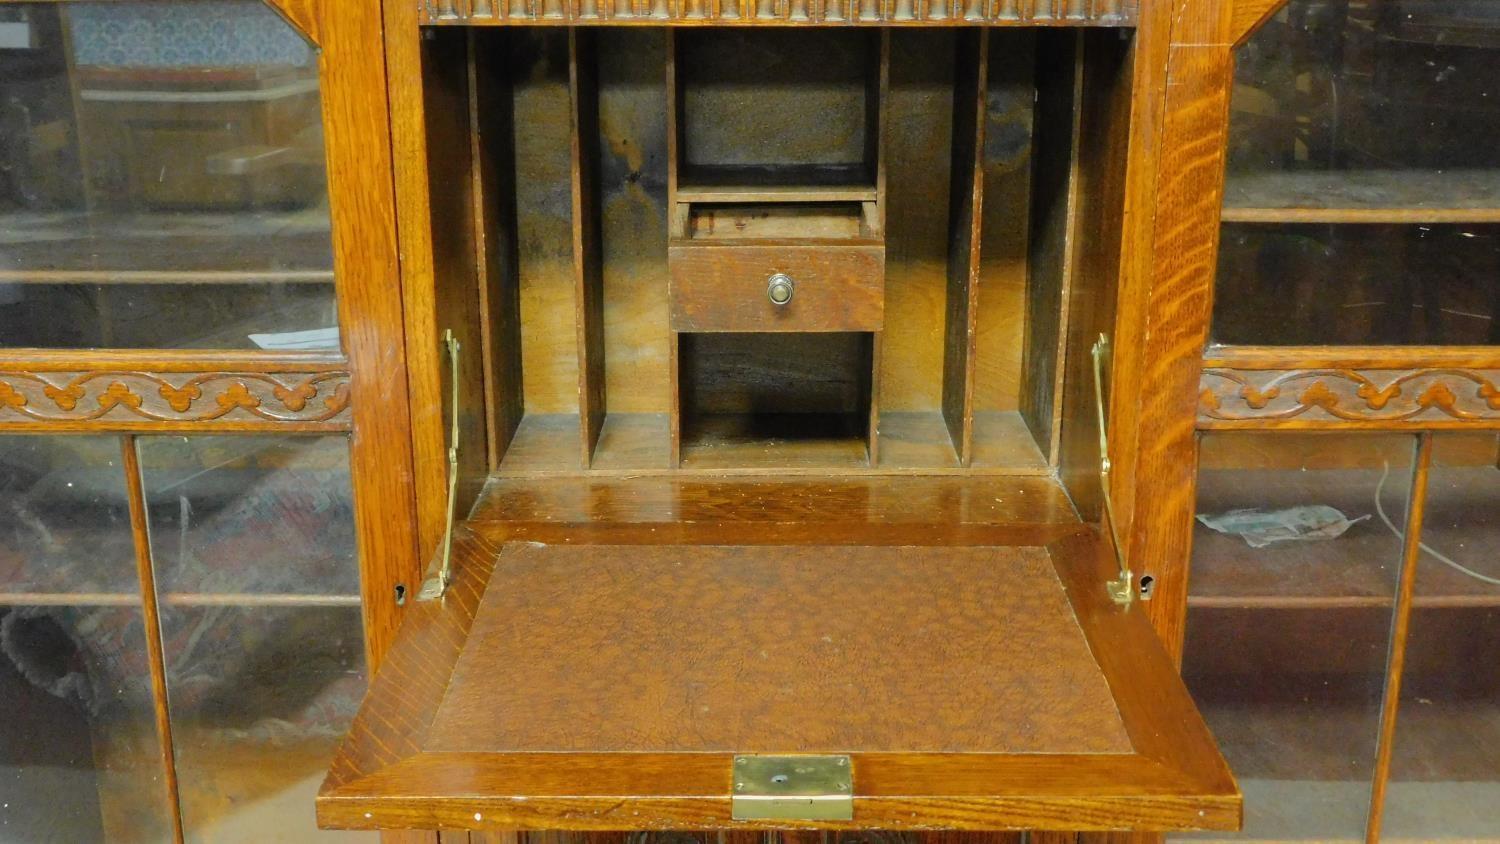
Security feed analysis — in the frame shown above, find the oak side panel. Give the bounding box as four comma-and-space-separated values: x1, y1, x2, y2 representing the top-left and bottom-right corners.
417, 28, 491, 524
382, 0, 452, 577
1057, 30, 1132, 521
470, 29, 526, 468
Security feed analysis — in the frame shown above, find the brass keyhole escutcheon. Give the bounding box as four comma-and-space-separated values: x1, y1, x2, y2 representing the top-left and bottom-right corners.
767, 273, 795, 306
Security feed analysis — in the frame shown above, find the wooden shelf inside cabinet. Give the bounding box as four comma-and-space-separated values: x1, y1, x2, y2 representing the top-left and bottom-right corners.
318, 511, 1239, 833
1221, 169, 1500, 224
0, 209, 333, 283
1190, 466, 1500, 609
0, 592, 361, 608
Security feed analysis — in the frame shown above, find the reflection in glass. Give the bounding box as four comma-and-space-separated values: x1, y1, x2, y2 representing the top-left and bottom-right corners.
0, 435, 136, 598
1215, 0, 1500, 345
138, 434, 370, 841
0, 435, 174, 842
158, 605, 373, 843
138, 436, 359, 598
1379, 434, 1500, 839
0, 1, 337, 350
0, 605, 175, 843
1177, 433, 1418, 841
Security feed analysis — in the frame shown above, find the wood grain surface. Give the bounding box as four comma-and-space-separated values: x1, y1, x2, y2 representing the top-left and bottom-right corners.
319, 526, 1238, 832
428, 543, 1131, 755
669, 244, 885, 333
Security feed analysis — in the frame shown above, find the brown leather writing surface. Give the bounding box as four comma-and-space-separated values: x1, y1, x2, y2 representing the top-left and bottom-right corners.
427, 543, 1131, 755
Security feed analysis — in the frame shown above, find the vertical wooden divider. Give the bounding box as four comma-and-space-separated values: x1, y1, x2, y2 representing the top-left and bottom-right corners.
869, 29, 890, 466
121, 435, 186, 844
569, 29, 606, 467
1365, 432, 1436, 842
468, 29, 525, 470
666, 30, 683, 467
1021, 30, 1084, 466
941, 28, 988, 467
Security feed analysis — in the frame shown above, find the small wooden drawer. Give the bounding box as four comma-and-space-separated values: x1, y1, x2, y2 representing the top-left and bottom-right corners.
668, 243, 885, 332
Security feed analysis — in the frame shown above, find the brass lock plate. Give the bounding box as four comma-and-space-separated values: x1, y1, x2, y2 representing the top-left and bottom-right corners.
731, 754, 853, 821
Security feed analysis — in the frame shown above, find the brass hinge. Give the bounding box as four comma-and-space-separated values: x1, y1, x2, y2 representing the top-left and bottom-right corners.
1091, 334, 1137, 606
731, 755, 853, 821
418, 329, 462, 602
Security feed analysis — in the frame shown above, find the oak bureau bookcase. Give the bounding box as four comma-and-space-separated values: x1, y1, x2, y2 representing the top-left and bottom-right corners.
320, 0, 1244, 843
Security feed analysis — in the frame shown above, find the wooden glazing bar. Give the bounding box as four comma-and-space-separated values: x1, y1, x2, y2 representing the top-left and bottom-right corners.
1021, 30, 1083, 466
569, 29, 607, 467
941, 29, 988, 466
1364, 432, 1435, 843
468, 29, 525, 469
121, 435, 187, 844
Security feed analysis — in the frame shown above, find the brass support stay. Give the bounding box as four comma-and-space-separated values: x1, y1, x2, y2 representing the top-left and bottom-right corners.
1092, 334, 1135, 605
419, 329, 461, 601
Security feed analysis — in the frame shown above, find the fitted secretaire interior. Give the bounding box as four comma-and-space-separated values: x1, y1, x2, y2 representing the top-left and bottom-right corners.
421, 26, 1113, 474
318, 22, 1240, 835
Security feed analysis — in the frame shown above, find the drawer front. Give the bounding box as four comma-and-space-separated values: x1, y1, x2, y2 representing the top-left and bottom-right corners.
669, 244, 885, 332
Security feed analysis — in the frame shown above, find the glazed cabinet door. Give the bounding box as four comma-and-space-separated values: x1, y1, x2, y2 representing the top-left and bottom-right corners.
0, 1, 412, 841
1128, 0, 1500, 840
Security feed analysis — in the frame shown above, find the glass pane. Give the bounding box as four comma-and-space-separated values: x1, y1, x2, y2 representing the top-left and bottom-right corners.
157, 605, 373, 843
0, 435, 136, 596
1215, 0, 1500, 346
0, 435, 175, 843
138, 436, 359, 599
138, 434, 371, 842
1175, 433, 1418, 842
1380, 433, 1500, 839
0, 1, 337, 350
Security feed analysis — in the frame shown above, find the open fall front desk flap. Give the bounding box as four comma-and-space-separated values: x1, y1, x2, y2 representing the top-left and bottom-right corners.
317, 529, 1240, 833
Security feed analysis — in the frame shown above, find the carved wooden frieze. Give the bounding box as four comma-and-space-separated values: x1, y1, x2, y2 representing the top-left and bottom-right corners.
1199, 367, 1500, 427
420, 0, 1135, 26
0, 370, 352, 430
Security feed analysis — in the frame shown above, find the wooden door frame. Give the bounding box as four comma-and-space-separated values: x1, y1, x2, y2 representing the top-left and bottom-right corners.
303, 0, 423, 669
1110, 0, 1287, 660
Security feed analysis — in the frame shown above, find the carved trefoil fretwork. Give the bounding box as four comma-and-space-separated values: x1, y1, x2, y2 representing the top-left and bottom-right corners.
1199, 368, 1500, 427
0, 370, 352, 430
421, 0, 1135, 25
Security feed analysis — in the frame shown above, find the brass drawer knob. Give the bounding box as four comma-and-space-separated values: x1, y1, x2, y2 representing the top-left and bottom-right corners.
767, 273, 795, 306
